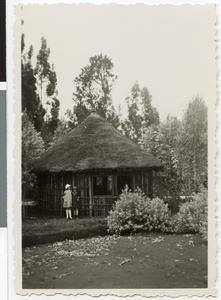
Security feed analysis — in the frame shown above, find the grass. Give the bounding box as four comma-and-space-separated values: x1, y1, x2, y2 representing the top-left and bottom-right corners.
22, 232, 207, 289
22, 217, 108, 247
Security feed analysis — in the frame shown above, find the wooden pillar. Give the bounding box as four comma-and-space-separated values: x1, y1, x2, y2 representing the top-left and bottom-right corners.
88, 175, 93, 217
132, 174, 136, 192
112, 175, 115, 196
60, 173, 63, 216
61, 173, 63, 189
141, 172, 144, 192
50, 173, 52, 188
113, 175, 118, 196
72, 173, 75, 188
148, 170, 153, 198
145, 172, 149, 195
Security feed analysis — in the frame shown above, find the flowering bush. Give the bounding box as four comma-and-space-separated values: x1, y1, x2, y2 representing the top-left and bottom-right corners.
107, 187, 170, 234
171, 188, 207, 238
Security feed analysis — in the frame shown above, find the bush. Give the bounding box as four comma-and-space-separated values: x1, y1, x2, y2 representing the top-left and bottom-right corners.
170, 188, 207, 237
107, 187, 170, 234
163, 196, 181, 214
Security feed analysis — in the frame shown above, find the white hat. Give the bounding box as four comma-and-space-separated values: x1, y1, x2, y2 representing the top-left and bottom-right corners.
65, 184, 71, 189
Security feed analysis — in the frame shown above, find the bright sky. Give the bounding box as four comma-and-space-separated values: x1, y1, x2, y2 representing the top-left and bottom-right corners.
21, 4, 216, 120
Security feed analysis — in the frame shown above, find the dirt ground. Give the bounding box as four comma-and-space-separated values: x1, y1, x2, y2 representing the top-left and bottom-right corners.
22, 232, 207, 289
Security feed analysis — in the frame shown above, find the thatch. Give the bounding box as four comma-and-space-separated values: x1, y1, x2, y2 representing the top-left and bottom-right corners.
32, 112, 162, 173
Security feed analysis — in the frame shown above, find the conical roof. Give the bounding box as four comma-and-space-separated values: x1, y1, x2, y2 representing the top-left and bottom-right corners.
33, 112, 162, 172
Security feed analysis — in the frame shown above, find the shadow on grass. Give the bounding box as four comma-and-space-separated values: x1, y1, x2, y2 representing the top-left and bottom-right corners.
22, 217, 108, 247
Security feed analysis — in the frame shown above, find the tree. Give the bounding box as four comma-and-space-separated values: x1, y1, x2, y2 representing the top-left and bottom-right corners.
72, 54, 119, 127
140, 87, 160, 127
122, 82, 159, 143
21, 35, 46, 131
22, 113, 45, 199
35, 37, 60, 145
180, 97, 207, 194
139, 97, 208, 204
35, 37, 56, 102
40, 96, 60, 147
49, 117, 73, 146
140, 116, 182, 206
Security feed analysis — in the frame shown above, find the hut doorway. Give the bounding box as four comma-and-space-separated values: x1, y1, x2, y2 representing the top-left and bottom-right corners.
117, 175, 133, 194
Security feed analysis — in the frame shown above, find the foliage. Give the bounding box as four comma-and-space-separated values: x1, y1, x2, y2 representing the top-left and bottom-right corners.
199, 218, 208, 241
167, 188, 208, 237
35, 37, 51, 89
49, 117, 73, 146
121, 82, 160, 142
35, 37, 60, 146
21, 35, 46, 131
41, 97, 60, 147
72, 54, 120, 128
179, 97, 207, 194
35, 37, 57, 99
139, 98, 207, 200
107, 187, 170, 234
22, 113, 45, 199
140, 116, 183, 203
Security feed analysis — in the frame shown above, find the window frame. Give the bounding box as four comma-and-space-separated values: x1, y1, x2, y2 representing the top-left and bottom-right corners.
92, 175, 114, 197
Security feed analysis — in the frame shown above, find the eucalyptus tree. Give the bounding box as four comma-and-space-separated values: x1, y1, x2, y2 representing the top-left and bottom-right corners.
21, 34, 45, 131
180, 97, 207, 194
122, 82, 159, 143
35, 37, 60, 146
72, 54, 119, 128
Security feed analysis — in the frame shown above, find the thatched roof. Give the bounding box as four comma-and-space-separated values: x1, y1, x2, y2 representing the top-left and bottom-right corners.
33, 112, 162, 173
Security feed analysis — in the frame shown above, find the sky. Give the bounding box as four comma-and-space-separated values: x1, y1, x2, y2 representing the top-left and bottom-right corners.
21, 4, 216, 120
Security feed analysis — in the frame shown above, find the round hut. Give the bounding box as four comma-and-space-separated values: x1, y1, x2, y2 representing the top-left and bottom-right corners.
32, 112, 162, 217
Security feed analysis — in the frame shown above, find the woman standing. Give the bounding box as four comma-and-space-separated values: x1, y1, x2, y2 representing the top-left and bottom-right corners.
63, 184, 72, 219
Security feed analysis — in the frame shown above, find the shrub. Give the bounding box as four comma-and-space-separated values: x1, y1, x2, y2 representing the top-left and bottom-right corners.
171, 188, 207, 237
107, 187, 170, 234
199, 218, 207, 241
163, 196, 181, 214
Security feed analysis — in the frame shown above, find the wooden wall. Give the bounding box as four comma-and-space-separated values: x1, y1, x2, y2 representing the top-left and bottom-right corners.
36, 171, 153, 216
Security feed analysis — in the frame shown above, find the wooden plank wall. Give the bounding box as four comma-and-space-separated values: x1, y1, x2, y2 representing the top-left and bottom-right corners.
36, 171, 152, 217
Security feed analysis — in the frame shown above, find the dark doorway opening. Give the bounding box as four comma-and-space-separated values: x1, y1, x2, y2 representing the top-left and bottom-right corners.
117, 175, 133, 195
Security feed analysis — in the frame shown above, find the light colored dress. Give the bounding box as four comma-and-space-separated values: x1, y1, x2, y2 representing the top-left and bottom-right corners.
63, 190, 72, 208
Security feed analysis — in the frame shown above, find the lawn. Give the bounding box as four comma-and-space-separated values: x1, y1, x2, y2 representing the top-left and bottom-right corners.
22, 217, 108, 247
22, 232, 207, 289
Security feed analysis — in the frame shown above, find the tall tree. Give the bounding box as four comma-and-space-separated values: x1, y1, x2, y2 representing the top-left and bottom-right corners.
22, 113, 45, 199
140, 97, 208, 203
140, 116, 182, 204
72, 54, 119, 127
180, 97, 207, 194
140, 87, 160, 127
122, 82, 159, 143
21, 34, 45, 131
35, 37, 55, 102
40, 96, 60, 147
35, 37, 60, 146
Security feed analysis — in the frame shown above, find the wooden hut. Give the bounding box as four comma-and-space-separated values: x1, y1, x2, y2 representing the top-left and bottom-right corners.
32, 112, 162, 217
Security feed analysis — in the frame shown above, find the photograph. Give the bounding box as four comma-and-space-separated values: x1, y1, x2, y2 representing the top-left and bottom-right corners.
14, 3, 216, 296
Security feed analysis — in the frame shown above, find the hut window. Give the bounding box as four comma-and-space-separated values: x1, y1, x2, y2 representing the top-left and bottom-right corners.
93, 176, 112, 196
